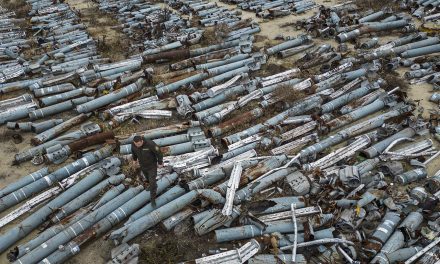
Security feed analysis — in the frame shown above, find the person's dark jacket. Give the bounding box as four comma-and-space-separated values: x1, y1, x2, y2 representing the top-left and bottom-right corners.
131, 139, 163, 169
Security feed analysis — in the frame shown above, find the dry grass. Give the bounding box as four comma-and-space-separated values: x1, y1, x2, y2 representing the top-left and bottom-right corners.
272, 84, 307, 104
354, 0, 399, 11
382, 73, 409, 93
64, 0, 130, 61
2, 0, 30, 18
94, 34, 130, 61
198, 27, 220, 47
87, 14, 130, 61
136, 227, 218, 264
260, 63, 289, 77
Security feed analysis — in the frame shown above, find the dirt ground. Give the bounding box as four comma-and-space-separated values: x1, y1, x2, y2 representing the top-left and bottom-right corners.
0, 0, 439, 263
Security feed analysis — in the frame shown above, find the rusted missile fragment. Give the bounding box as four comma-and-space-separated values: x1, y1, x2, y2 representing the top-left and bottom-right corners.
31, 113, 90, 146
279, 43, 315, 58
329, 78, 364, 100
170, 48, 239, 70
162, 70, 204, 85
313, 62, 353, 83
213, 155, 287, 196
339, 89, 385, 115
160, 138, 211, 156
118, 121, 198, 144
326, 97, 395, 132
7, 121, 32, 131
108, 99, 176, 128
304, 134, 372, 171
143, 49, 190, 63
281, 121, 317, 142
271, 133, 317, 155
301, 52, 340, 69
336, 20, 409, 43
102, 96, 159, 120
239, 155, 288, 187
68, 131, 115, 152
208, 108, 264, 137
153, 68, 196, 82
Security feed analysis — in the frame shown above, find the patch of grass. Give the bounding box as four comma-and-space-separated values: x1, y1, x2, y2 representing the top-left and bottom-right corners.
2, 0, 30, 18
198, 27, 220, 46
383, 73, 409, 92
0, 172, 8, 180
260, 63, 289, 77
95, 35, 130, 61
137, 228, 216, 264
272, 84, 307, 104
354, 0, 399, 11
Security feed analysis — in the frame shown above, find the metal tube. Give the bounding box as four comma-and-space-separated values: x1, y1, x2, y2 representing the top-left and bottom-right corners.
401, 43, 440, 58
31, 119, 64, 133
337, 20, 408, 42
248, 254, 307, 264
0, 148, 115, 253
110, 189, 225, 244
91, 184, 126, 211
76, 78, 145, 113
40, 173, 178, 264
156, 72, 209, 96
386, 247, 423, 263
0, 149, 115, 214
267, 35, 311, 55
359, 10, 385, 23
33, 83, 76, 97
300, 108, 404, 159
126, 184, 186, 225
15, 186, 143, 264
326, 97, 393, 131
50, 174, 125, 224
395, 168, 427, 185
29, 97, 94, 120
40, 88, 95, 106
321, 85, 375, 113
222, 96, 322, 146
0, 168, 49, 198
362, 127, 416, 158
13, 206, 93, 260
234, 168, 295, 204
202, 65, 250, 88
215, 220, 306, 243
31, 113, 89, 145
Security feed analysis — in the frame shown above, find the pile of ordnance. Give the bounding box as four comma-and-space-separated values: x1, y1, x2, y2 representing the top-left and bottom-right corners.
168, 0, 248, 28
291, 3, 418, 40
408, 0, 440, 21
0, 7, 29, 83
0, 0, 440, 264
220, 0, 318, 18
97, 0, 203, 53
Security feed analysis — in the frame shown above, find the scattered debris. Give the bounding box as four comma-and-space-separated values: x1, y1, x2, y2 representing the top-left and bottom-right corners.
0, 0, 440, 263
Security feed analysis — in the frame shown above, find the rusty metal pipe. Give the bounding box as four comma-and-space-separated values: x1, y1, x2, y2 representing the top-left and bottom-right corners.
143, 49, 190, 63
31, 114, 90, 146
208, 107, 264, 137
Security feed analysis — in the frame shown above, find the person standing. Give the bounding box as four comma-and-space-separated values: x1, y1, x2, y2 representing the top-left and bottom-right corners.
131, 135, 163, 206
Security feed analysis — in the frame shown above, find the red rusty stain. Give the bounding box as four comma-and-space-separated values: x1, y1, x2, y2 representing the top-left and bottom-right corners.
208, 108, 263, 137
143, 49, 190, 63
68, 131, 115, 152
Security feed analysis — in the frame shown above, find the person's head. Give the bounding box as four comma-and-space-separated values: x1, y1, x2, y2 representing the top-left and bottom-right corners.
133, 135, 144, 148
